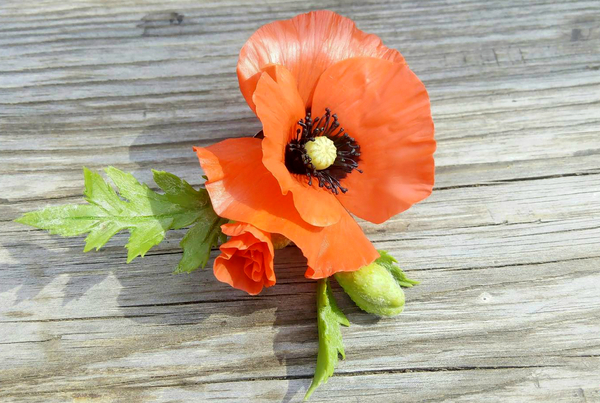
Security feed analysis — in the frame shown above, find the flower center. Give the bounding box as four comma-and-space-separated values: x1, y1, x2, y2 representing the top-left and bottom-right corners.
304, 136, 337, 170
284, 108, 362, 195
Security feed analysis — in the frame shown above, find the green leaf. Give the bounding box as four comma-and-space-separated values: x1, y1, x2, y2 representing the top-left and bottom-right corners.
175, 214, 228, 273
376, 250, 419, 288
153, 169, 209, 210
16, 167, 222, 264
305, 279, 349, 400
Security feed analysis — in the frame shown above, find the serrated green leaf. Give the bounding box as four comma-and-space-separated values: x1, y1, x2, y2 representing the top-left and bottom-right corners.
305, 279, 349, 400
104, 167, 168, 214
16, 167, 222, 264
83, 221, 122, 252
83, 167, 124, 215
126, 218, 173, 263
175, 214, 227, 273
153, 170, 208, 209
16, 204, 103, 237
376, 250, 419, 288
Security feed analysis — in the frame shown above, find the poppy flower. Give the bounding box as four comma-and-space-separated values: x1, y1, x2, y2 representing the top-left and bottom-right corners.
214, 222, 276, 295
196, 11, 435, 280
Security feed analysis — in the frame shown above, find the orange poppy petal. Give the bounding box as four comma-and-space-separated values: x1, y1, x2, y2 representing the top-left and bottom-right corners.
311, 57, 436, 224
194, 138, 378, 278
254, 64, 344, 227
215, 254, 264, 295
238, 10, 406, 111
221, 222, 276, 262
302, 211, 379, 280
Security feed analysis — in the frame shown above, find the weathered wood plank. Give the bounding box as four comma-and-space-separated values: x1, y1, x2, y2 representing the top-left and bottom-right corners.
1, 0, 599, 401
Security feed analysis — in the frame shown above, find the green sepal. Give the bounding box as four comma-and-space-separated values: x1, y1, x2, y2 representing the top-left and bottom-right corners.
376, 250, 419, 288
305, 279, 349, 400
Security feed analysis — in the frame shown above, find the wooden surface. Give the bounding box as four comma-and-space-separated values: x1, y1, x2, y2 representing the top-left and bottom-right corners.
1, 0, 599, 402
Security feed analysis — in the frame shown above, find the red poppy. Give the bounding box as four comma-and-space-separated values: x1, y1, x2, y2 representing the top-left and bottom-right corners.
196, 11, 435, 280
214, 222, 276, 295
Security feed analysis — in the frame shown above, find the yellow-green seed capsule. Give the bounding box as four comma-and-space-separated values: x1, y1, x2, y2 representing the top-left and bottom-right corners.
304, 136, 337, 170
334, 262, 406, 317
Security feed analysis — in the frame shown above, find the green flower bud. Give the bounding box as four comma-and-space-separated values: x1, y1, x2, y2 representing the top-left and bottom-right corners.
334, 251, 418, 317
335, 262, 405, 317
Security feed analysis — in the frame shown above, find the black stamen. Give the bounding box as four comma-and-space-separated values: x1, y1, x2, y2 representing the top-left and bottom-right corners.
284, 108, 361, 194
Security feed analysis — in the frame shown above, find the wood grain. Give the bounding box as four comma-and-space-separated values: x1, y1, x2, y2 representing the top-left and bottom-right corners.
1, 0, 599, 402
